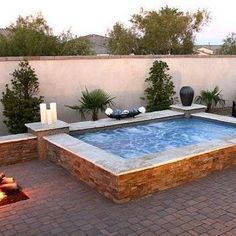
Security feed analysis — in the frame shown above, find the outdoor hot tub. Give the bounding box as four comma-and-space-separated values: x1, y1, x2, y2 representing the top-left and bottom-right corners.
44, 110, 236, 203
74, 117, 236, 159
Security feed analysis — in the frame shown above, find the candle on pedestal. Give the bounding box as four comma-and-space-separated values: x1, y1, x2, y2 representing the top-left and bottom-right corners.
40, 103, 47, 124
46, 109, 53, 125
50, 102, 57, 122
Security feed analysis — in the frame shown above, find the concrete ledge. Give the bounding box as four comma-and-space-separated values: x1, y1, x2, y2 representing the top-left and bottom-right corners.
171, 104, 206, 117
25, 120, 69, 132
171, 104, 207, 111
70, 110, 184, 133
2, 55, 236, 61
192, 112, 236, 125
0, 133, 36, 144
44, 134, 125, 175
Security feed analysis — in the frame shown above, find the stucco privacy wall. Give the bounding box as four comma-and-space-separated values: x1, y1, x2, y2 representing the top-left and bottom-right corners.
0, 56, 235, 135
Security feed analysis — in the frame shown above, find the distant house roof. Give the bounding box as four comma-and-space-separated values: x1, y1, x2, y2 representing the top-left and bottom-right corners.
82, 34, 110, 55
0, 28, 11, 38
195, 45, 221, 55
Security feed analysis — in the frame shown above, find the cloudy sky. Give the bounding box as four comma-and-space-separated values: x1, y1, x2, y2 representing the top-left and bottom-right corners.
1, 0, 236, 44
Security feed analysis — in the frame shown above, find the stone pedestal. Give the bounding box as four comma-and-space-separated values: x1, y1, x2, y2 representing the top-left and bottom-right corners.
170, 104, 206, 117
25, 120, 70, 159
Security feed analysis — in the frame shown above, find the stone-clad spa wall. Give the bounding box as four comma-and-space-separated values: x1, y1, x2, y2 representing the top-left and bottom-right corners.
46, 140, 119, 201
45, 136, 236, 203
117, 145, 236, 201
0, 55, 236, 134
0, 133, 37, 166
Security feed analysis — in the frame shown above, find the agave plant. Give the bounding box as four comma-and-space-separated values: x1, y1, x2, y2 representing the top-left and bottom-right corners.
195, 86, 225, 112
67, 88, 115, 121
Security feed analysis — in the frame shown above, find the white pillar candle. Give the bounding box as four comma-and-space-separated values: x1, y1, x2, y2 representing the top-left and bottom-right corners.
40, 103, 47, 124
46, 109, 53, 125
50, 102, 57, 122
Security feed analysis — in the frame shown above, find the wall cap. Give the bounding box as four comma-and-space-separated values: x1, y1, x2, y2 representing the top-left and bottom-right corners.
0, 133, 36, 144
25, 120, 69, 133
1, 55, 236, 62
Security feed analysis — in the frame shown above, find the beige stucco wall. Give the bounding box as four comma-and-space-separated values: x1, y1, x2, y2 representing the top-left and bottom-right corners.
0, 56, 235, 135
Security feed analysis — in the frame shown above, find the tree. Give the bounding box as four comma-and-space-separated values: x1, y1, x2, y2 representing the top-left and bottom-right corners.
220, 33, 236, 55
143, 60, 176, 111
107, 23, 138, 55
1, 60, 43, 133
0, 35, 9, 56
0, 13, 92, 56
108, 6, 209, 55
5, 28, 60, 56
59, 30, 94, 55
61, 37, 94, 55
9, 12, 52, 35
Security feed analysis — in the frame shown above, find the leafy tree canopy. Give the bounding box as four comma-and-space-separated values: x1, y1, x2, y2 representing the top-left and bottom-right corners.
220, 33, 236, 55
9, 12, 52, 35
107, 23, 138, 55
59, 30, 94, 55
107, 6, 210, 55
0, 13, 93, 56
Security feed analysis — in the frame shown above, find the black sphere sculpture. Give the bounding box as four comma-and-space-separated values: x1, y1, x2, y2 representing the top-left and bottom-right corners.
180, 86, 194, 106
105, 107, 146, 120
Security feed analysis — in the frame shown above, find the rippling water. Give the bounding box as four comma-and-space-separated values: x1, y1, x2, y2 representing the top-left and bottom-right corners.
74, 118, 236, 159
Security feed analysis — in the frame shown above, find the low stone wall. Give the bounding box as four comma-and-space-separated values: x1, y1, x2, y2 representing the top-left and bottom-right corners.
117, 145, 236, 201
45, 135, 236, 203
0, 133, 38, 166
46, 141, 118, 200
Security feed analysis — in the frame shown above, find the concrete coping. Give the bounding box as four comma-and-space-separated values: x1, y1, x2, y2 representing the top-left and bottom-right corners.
45, 110, 236, 175
2, 55, 236, 62
69, 110, 184, 133
0, 133, 36, 144
25, 120, 70, 132
192, 112, 236, 125
171, 104, 207, 111
44, 133, 236, 175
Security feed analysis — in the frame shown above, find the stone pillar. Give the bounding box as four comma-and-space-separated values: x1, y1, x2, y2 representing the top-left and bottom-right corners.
170, 104, 207, 117
25, 120, 70, 160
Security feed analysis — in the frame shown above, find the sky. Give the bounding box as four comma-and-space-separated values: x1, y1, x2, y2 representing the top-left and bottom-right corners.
1, 0, 236, 45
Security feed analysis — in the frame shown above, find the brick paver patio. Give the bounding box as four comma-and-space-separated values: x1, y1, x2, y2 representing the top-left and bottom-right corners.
0, 160, 235, 236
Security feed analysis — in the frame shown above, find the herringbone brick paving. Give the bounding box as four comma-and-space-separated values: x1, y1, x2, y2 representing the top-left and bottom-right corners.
0, 160, 235, 236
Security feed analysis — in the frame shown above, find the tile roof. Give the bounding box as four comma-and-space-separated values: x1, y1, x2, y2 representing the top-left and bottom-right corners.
82, 34, 110, 55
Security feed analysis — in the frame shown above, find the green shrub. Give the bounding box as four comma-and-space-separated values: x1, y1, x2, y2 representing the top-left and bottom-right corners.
66, 88, 114, 121
143, 60, 176, 111
195, 86, 225, 112
1, 60, 43, 133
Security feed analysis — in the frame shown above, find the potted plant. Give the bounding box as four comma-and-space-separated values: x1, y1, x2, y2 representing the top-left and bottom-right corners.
195, 86, 225, 112
67, 88, 115, 121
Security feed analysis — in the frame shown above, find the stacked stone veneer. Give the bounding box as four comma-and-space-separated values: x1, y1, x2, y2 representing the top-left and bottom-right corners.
46, 139, 236, 203
117, 145, 236, 201
46, 141, 118, 201
0, 134, 37, 166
